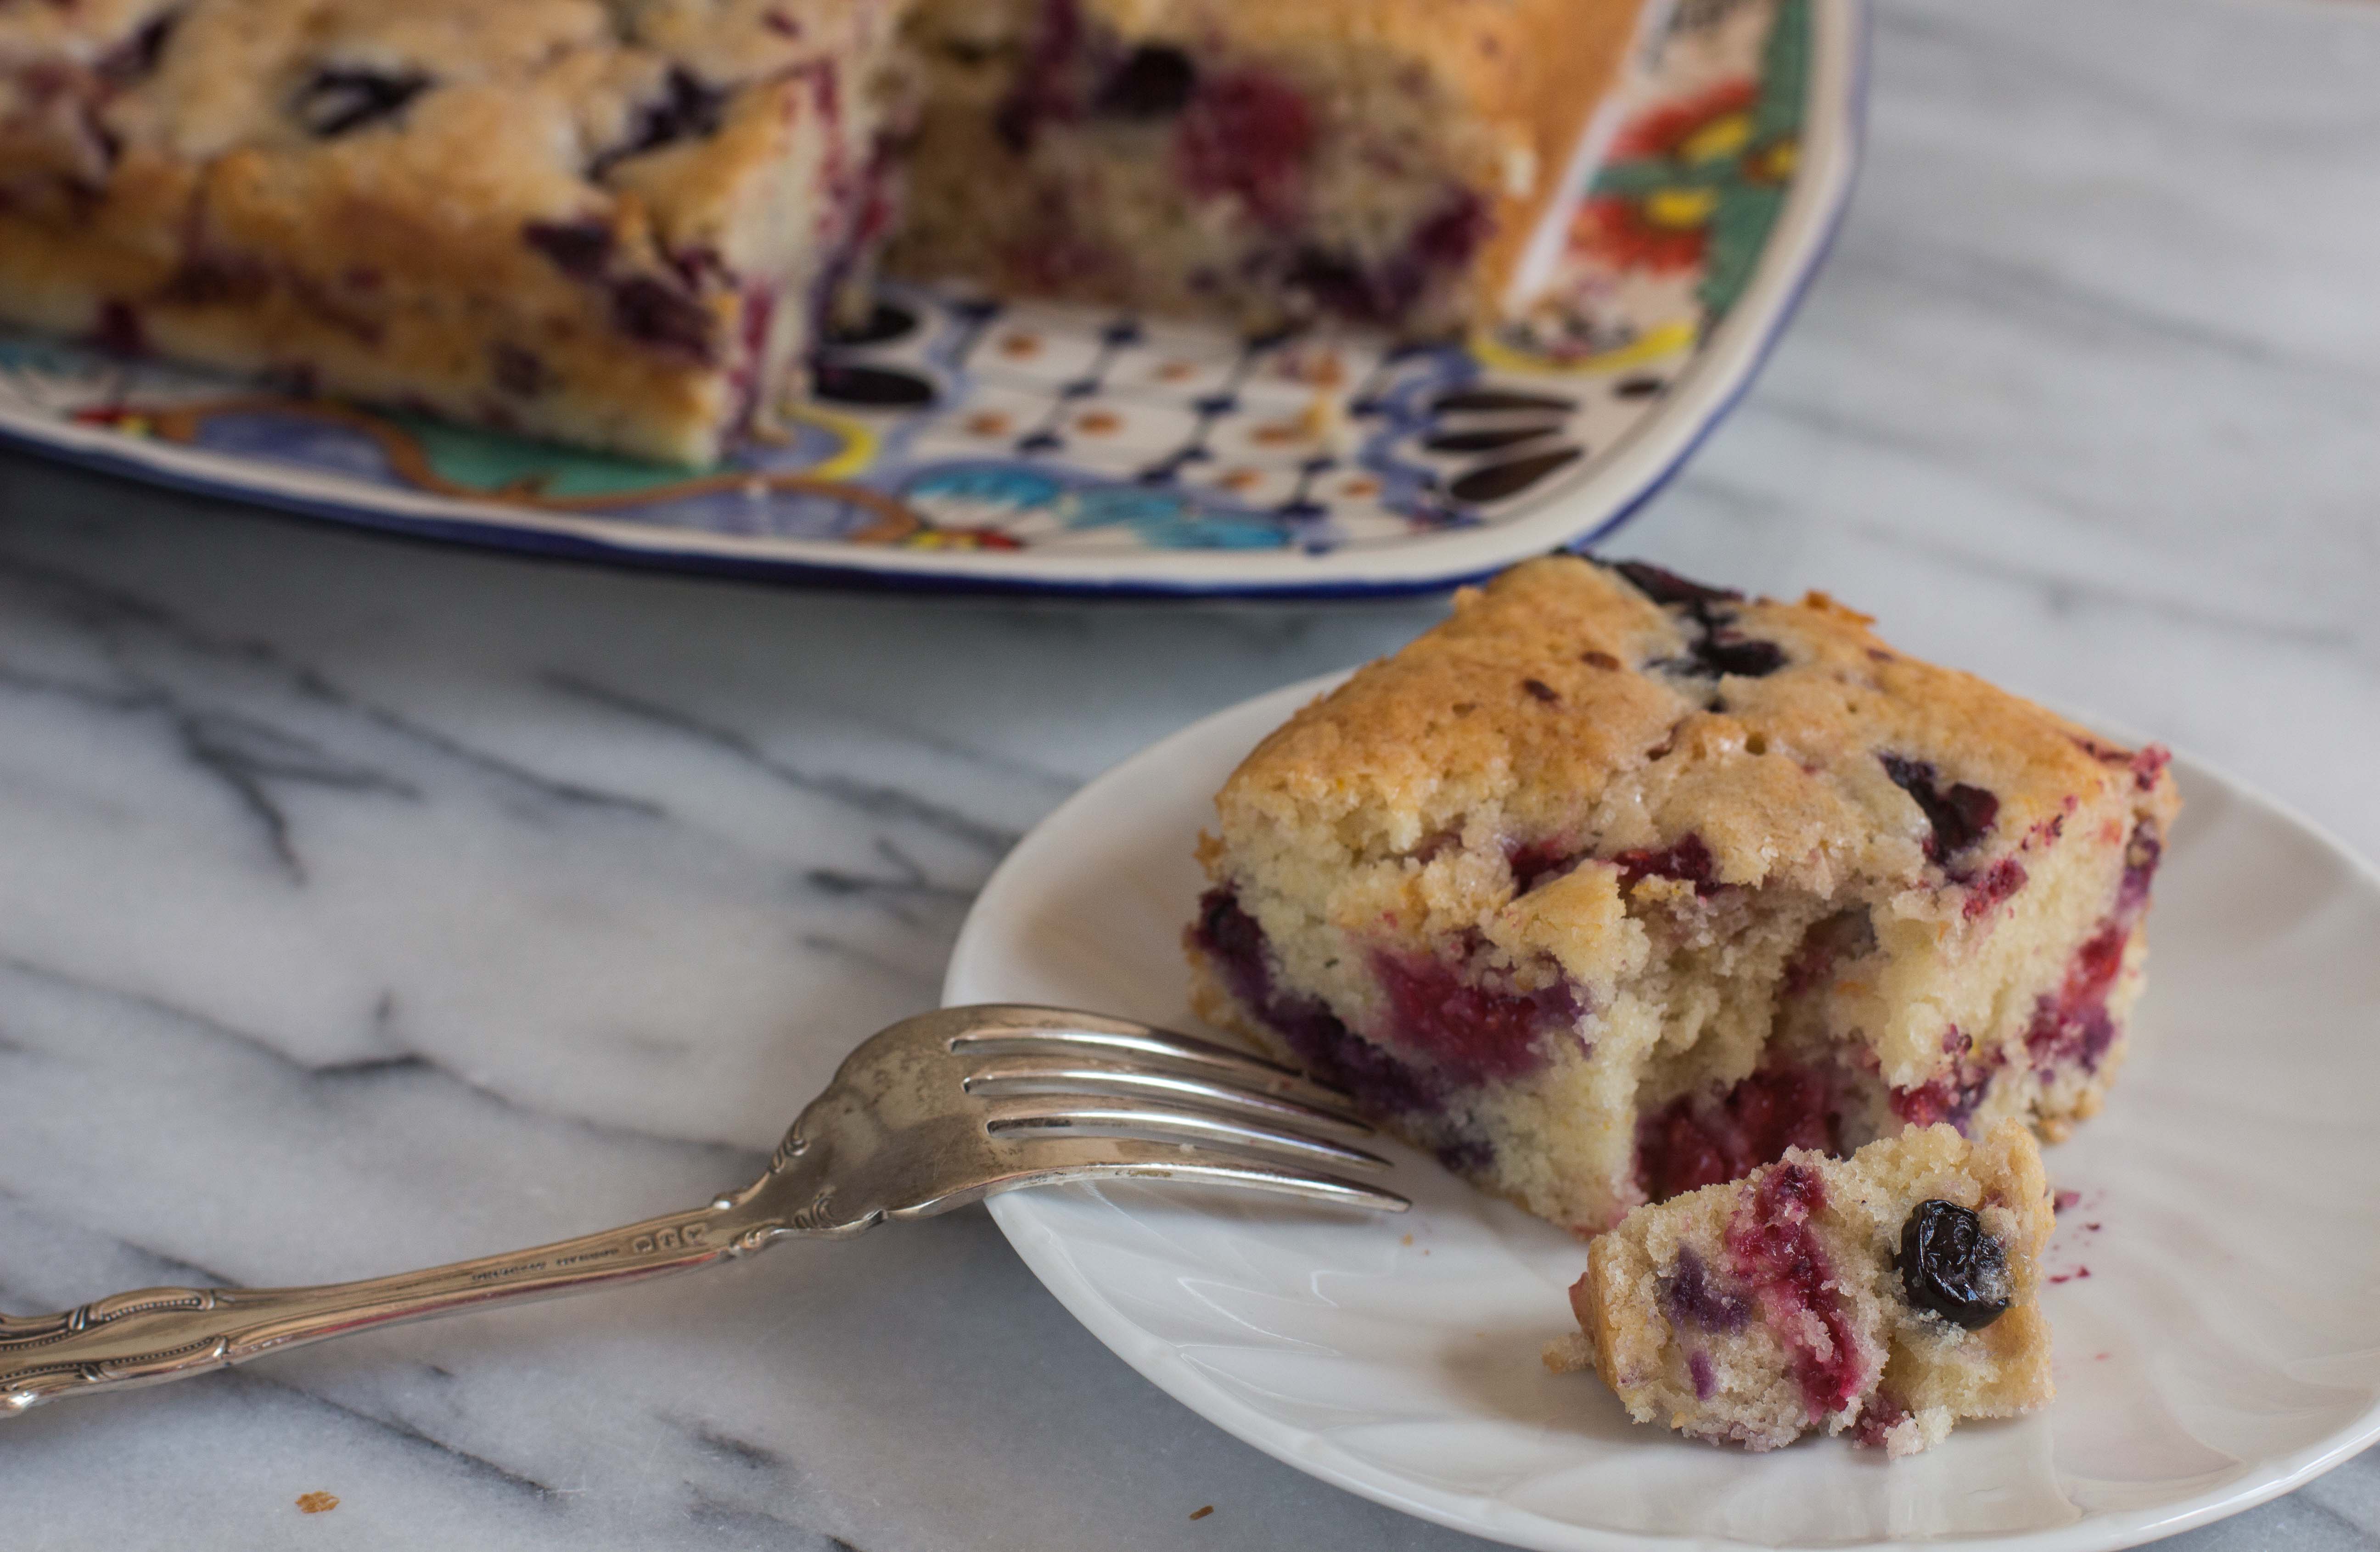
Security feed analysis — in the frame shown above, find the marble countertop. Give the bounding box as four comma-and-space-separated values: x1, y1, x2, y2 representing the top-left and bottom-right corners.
5, 0, 2378, 1545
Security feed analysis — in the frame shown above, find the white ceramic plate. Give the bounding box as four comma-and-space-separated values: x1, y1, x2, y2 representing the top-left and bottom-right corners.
0, 0, 1858, 597
943, 673, 2380, 1550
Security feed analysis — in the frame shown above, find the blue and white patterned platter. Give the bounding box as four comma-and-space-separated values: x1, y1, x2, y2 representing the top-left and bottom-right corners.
0, 0, 1860, 598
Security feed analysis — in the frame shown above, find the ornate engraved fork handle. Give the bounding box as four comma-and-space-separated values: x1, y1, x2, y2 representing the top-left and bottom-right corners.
0, 1188, 799, 1417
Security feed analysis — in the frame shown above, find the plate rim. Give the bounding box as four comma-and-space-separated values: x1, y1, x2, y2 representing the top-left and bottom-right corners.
0, 0, 1866, 600
944, 669, 2380, 1552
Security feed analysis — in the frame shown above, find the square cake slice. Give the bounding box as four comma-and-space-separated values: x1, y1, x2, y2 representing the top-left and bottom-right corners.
1186, 555, 2180, 1232
892, 0, 1660, 336
1550, 1121, 2054, 1455
0, 0, 910, 464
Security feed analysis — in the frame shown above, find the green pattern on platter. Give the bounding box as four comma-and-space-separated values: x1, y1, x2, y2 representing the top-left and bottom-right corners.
395, 416, 694, 499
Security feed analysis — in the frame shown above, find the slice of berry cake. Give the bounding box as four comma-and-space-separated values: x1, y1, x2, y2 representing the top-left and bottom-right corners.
0, 0, 909, 464
892, 0, 1661, 336
1186, 555, 2180, 1232
1548, 1121, 2054, 1455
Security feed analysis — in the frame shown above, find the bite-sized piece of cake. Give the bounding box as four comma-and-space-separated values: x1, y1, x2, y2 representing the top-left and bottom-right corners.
0, 0, 910, 464
1186, 555, 2180, 1232
892, 0, 1659, 336
1549, 1121, 2054, 1456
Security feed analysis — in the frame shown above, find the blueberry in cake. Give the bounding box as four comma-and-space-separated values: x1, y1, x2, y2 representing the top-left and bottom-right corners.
892, 0, 1660, 336
0, 0, 910, 464
1547, 1121, 2054, 1455
1185, 555, 2180, 1232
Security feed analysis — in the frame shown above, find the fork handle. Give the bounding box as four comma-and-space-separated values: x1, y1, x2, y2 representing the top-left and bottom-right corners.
0, 1193, 787, 1416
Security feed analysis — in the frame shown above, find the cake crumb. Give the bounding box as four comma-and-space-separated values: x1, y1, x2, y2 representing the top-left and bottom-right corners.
1400, 1233, 1413, 1245
1543, 1332, 1593, 1373
295, 1492, 340, 1514
1189, 1505, 1214, 1521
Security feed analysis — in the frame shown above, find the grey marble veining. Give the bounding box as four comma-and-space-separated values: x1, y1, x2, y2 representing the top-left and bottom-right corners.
4, 0, 2379, 1546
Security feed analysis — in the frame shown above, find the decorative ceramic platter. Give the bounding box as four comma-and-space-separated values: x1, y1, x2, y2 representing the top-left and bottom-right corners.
945, 674, 2380, 1550
0, 0, 1859, 598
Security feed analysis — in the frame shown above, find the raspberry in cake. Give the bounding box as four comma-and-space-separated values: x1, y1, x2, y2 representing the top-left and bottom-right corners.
1185, 555, 2180, 1232
891, 0, 1659, 336
0, 0, 910, 464
1547, 1121, 2054, 1455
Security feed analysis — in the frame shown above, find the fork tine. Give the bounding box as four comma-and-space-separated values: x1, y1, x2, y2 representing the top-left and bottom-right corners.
960, 1053, 1373, 1133
966, 1136, 1409, 1214
947, 1005, 1352, 1111
978, 1094, 1392, 1170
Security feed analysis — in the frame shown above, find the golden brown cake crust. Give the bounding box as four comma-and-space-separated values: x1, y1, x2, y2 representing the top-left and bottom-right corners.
1218, 555, 2181, 895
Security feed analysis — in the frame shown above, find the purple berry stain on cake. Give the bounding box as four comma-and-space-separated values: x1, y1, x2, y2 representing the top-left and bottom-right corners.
612, 276, 715, 360
524, 219, 616, 280
2116, 825, 2162, 915
1690, 635, 1785, 678
1192, 891, 1493, 1171
1369, 947, 1582, 1083
1613, 833, 1718, 893
1687, 1349, 1718, 1401
1612, 561, 1786, 680
2074, 736, 2173, 795
1506, 835, 1577, 893
1880, 754, 1999, 863
94, 300, 145, 358
1962, 856, 2030, 919
489, 342, 549, 397
1727, 1162, 1869, 1421
1888, 1029, 2000, 1130
294, 68, 432, 138
593, 67, 727, 176
1285, 189, 1488, 327
1781, 908, 1875, 997
95, 12, 176, 88
1639, 1066, 1840, 1201
1852, 1390, 1912, 1450
1613, 561, 1740, 608
728, 282, 778, 425
1174, 68, 1315, 228
1509, 831, 1719, 899
1659, 1246, 1750, 1333
2026, 823, 2163, 1076
1093, 45, 1198, 118
994, 0, 1086, 151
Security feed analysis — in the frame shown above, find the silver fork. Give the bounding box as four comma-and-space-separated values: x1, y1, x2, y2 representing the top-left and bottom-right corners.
0, 1005, 1405, 1417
